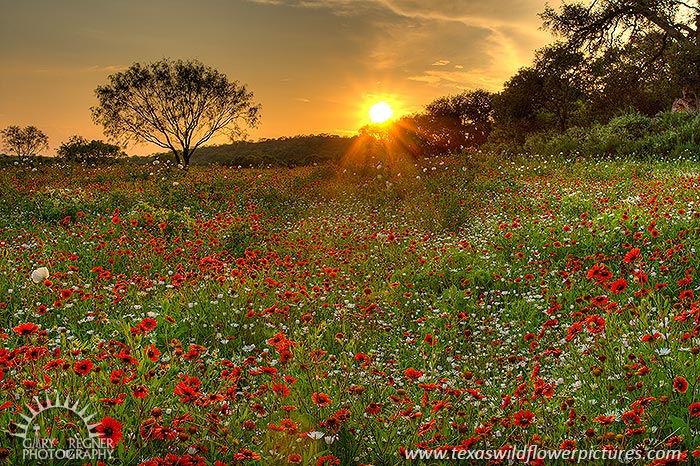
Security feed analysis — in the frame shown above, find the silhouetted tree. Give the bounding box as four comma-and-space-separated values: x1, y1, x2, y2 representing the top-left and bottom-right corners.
92, 58, 260, 166
585, 32, 678, 119
421, 90, 494, 152
534, 43, 589, 131
541, 0, 700, 105
0, 126, 49, 162
491, 69, 547, 145
57, 136, 125, 164
491, 44, 587, 144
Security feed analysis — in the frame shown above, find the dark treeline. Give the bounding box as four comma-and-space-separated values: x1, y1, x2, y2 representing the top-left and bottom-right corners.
162, 134, 355, 167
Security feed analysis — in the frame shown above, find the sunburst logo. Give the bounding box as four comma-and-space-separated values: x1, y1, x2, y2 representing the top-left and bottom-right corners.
9, 391, 112, 462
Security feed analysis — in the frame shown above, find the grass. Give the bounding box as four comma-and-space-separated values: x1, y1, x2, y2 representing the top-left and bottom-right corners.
1, 153, 700, 465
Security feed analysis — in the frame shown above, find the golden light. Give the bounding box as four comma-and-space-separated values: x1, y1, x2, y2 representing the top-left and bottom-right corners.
369, 102, 393, 124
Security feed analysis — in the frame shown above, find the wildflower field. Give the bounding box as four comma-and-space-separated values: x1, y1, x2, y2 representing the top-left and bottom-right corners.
2, 155, 700, 465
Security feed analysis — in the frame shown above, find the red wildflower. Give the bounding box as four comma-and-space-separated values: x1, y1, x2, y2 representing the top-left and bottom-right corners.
96, 416, 123, 447
586, 315, 606, 334
561, 440, 576, 450
74, 359, 94, 375
13, 322, 39, 336
673, 377, 689, 393
592, 295, 609, 307
609, 278, 628, 294
174, 375, 202, 403
316, 455, 341, 466
272, 383, 291, 397
623, 248, 641, 263
689, 403, 700, 417
365, 402, 382, 415
235, 449, 261, 461
145, 344, 161, 362
593, 415, 616, 424
354, 353, 368, 363
312, 392, 332, 407
403, 368, 423, 380
133, 385, 150, 399
110, 370, 125, 384
513, 409, 535, 428
622, 410, 641, 425
139, 317, 158, 333
587, 263, 612, 282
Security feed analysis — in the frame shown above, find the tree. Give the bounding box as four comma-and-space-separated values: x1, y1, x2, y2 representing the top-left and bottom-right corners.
532, 43, 589, 131
490, 44, 587, 144
1, 126, 49, 161
421, 90, 494, 152
584, 32, 679, 119
541, 0, 700, 106
57, 135, 125, 164
92, 59, 261, 166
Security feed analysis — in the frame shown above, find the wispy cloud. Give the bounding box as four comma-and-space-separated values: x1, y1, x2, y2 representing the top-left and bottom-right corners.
408, 69, 502, 90
83, 65, 128, 73
245, 0, 556, 92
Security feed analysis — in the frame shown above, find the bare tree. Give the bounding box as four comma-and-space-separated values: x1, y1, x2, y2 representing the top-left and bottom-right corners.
92, 59, 261, 166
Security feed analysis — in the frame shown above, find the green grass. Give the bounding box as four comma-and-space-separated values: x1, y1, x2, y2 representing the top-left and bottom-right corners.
1, 154, 700, 465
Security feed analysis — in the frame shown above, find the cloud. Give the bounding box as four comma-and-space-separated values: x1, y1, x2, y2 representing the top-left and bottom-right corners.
245, 0, 556, 92
83, 65, 128, 73
246, 0, 554, 32
408, 69, 503, 91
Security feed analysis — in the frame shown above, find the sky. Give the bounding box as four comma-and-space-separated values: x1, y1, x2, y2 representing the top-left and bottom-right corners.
0, 0, 558, 155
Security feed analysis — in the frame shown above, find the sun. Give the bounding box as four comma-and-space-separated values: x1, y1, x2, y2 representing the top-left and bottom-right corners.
369, 102, 393, 124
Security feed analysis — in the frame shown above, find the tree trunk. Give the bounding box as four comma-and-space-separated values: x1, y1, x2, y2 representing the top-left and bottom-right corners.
183, 147, 190, 167
171, 149, 182, 165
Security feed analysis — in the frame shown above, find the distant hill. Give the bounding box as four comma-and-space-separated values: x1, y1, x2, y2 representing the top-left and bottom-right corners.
157, 134, 356, 167
0, 134, 358, 168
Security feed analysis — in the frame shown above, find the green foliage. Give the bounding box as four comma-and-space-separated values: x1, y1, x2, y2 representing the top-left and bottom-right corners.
519, 111, 700, 158
57, 135, 125, 165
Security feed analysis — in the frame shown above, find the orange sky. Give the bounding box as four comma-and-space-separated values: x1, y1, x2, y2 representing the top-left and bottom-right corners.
0, 0, 557, 155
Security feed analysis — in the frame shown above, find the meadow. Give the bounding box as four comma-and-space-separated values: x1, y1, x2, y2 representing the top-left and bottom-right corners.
1, 153, 700, 465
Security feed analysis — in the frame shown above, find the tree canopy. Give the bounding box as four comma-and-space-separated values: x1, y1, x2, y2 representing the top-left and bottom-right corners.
541, 0, 700, 102
57, 136, 124, 164
92, 59, 260, 166
0, 126, 49, 161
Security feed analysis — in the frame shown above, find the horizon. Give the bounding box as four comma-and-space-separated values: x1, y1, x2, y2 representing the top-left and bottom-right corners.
0, 0, 557, 156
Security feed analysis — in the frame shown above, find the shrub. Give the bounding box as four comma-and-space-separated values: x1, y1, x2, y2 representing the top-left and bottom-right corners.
514, 111, 700, 158
57, 136, 125, 165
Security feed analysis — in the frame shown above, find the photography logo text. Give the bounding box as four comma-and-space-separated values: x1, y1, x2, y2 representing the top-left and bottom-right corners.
9, 391, 112, 461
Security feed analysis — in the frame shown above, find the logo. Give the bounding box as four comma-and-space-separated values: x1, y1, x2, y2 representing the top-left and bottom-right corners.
9, 391, 112, 461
